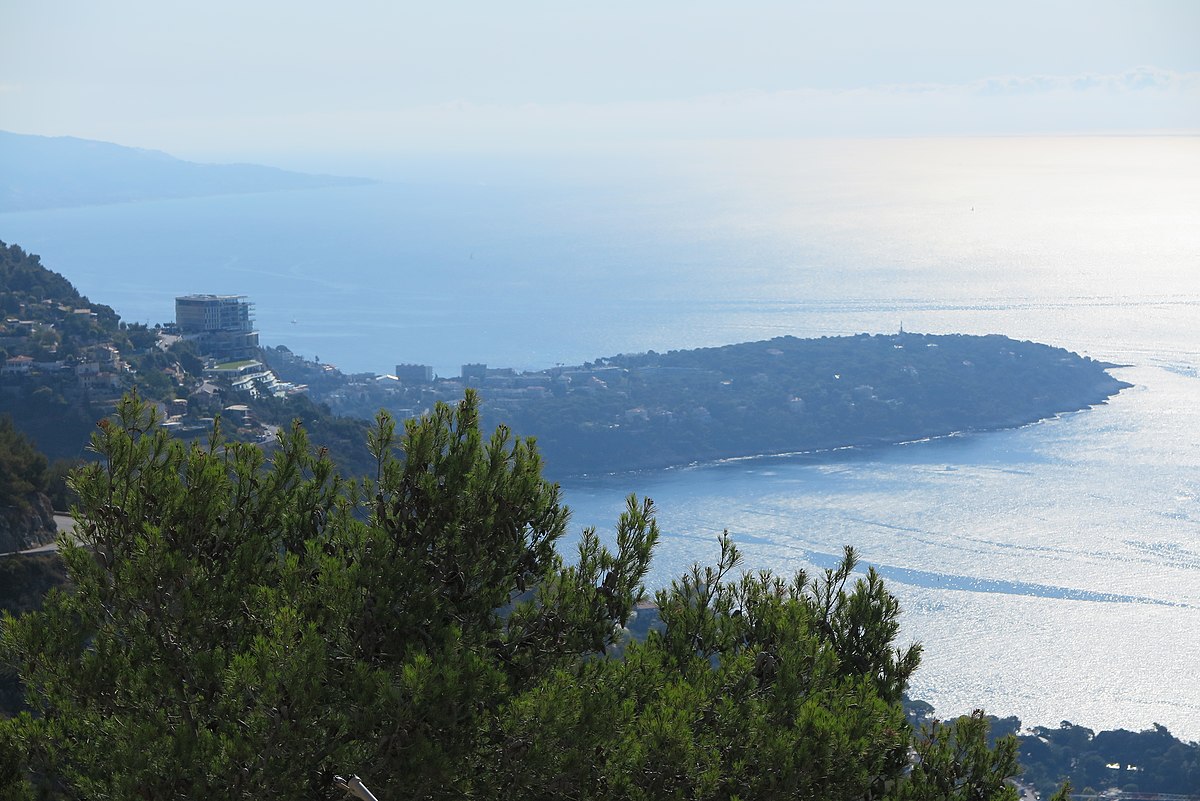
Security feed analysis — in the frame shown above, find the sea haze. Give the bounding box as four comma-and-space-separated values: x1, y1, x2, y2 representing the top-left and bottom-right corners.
2, 135, 1198, 738
0, 130, 370, 213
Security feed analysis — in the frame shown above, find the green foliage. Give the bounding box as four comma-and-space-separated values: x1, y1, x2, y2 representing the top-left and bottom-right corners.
166, 339, 205, 377
120, 323, 158, 352
0, 717, 33, 801
0, 243, 81, 310
1046, 781, 1072, 801
0, 390, 100, 463
249, 392, 377, 479
0, 241, 118, 332
493, 541, 924, 800
0, 391, 1022, 800
0, 554, 69, 619
894, 711, 1019, 801
0, 241, 124, 463
0, 417, 49, 510
0, 391, 653, 798
1018, 720, 1200, 796
44, 460, 80, 512
0, 553, 69, 731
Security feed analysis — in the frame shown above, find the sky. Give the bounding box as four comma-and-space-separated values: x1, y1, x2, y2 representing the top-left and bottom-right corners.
1, 1, 1198, 166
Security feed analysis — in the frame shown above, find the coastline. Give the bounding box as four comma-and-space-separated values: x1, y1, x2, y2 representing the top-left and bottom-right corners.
543, 374, 1132, 480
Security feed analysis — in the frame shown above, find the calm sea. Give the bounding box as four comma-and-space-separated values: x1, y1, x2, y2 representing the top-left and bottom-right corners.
3, 136, 1198, 738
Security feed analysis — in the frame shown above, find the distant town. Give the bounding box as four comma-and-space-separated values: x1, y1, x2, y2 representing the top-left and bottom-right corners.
2, 283, 1132, 477
2, 289, 691, 455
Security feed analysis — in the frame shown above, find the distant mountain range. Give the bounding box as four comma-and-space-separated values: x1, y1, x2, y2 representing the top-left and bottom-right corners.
0, 130, 372, 212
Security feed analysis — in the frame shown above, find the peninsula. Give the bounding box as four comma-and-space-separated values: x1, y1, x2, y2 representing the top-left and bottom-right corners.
270, 333, 1132, 477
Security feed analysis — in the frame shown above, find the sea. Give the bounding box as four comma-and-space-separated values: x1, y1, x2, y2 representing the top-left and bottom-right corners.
3, 136, 1198, 739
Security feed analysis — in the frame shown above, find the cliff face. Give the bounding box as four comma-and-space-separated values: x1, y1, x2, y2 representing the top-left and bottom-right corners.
0, 492, 57, 554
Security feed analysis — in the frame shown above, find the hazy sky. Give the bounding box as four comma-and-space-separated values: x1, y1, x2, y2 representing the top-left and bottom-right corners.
2, 1, 1198, 164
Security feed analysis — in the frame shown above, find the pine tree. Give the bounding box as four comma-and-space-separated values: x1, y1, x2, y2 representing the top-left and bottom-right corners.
2, 390, 1023, 800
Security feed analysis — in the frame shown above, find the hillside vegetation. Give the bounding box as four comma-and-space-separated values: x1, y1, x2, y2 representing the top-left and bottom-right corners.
0, 241, 377, 476
0, 417, 57, 553
0, 393, 1029, 800
493, 333, 1130, 474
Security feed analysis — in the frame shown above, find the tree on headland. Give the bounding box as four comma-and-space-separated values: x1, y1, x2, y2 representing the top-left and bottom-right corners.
1, 391, 1022, 799
1018, 719, 1200, 796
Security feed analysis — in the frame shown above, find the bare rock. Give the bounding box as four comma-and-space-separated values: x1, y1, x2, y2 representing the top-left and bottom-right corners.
0, 491, 57, 554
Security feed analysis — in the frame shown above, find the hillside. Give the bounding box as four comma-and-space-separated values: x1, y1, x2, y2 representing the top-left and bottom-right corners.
0, 241, 377, 476
0, 416, 57, 553
0, 130, 371, 212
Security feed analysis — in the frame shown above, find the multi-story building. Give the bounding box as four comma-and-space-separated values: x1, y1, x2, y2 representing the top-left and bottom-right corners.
394, 363, 434, 384
175, 295, 259, 362
461, 363, 487, 385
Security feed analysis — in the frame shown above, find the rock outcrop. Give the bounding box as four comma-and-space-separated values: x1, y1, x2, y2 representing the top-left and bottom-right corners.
0, 492, 57, 554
